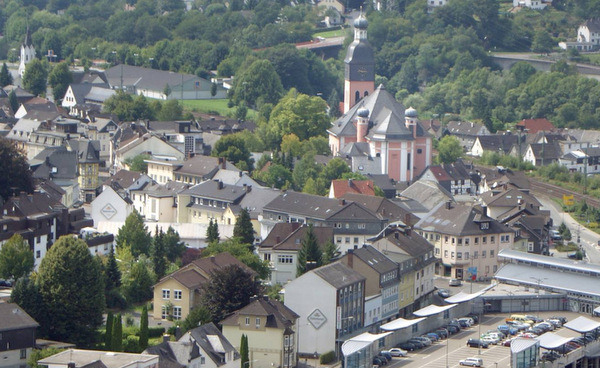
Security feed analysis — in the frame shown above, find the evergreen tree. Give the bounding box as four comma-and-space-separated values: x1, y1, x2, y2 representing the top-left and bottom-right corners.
240, 334, 249, 368
139, 306, 149, 350
105, 312, 114, 350
206, 219, 220, 243
122, 260, 155, 303
116, 211, 152, 258
8, 90, 18, 113
10, 277, 47, 337
151, 227, 167, 280
296, 224, 323, 277
233, 208, 255, 248
112, 314, 123, 352
105, 246, 122, 290
37, 236, 105, 347
327, 88, 340, 118
0, 63, 13, 87
322, 240, 339, 265
164, 226, 186, 262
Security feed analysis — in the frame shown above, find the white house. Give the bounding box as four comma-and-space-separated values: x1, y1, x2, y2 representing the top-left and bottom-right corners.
38, 349, 158, 368
91, 186, 133, 225
513, 0, 547, 9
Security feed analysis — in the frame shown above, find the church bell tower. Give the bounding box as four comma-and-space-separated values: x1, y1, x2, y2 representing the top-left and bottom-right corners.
343, 11, 375, 113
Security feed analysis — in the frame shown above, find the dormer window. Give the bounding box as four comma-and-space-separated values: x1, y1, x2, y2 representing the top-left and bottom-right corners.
480, 222, 489, 230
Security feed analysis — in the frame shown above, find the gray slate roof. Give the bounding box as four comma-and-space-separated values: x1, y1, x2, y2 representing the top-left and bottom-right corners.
181, 180, 248, 203
400, 180, 453, 211
104, 65, 204, 91
0, 303, 39, 332
349, 245, 397, 275
313, 262, 366, 289
188, 323, 237, 367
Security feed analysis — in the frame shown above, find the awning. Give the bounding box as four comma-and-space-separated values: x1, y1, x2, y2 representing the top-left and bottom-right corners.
445, 289, 486, 304
564, 316, 600, 333
341, 332, 393, 356
595, 306, 600, 315
536, 332, 574, 349
413, 304, 456, 317
510, 337, 539, 353
380, 317, 426, 331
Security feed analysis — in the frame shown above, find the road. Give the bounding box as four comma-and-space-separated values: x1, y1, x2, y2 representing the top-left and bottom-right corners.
536, 194, 600, 264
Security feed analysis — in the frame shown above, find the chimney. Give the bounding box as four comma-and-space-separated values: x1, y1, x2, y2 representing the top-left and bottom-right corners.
245, 185, 252, 193
175, 326, 182, 340
404, 213, 411, 227
275, 236, 281, 243
339, 199, 346, 206
68, 363, 76, 368
210, 256, 216, 263
163, 334, 171, 343
405, 227, 411, 236
218, 157, 224, 165
446, 200, 452, 210
481, 205, 488, 216
221, 157, 226, 169
347, 249, 353, 268
394, 232, 399, 240
348, 178, 353, 187
217, 181, 223, 190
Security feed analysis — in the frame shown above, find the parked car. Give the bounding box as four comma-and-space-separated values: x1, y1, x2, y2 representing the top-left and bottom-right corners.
375, 354, 389, 364
467, 314, 479, 324
0, 279, 12, 287
546, 319, 562, 328
425, 333, 440, 342
459, 358, 483, 367
466, 339, 489, 348
386, 348, 407, 357
435, 329, 449, 338
550, 230, 562, 241
449, 278, 462, 287
407, 340, 425, 349
397, 342, 416, 351
373, 356, 386, 366
411, 336, 432, 346
507, 321, 530, 331
379, 352, 392, 361
498, 325, 518, 335
437, 288, 450, 298
481, 335, 500, 345
525, 315, 544, 323
549, 316, 568, 324
446, 325, 460, 334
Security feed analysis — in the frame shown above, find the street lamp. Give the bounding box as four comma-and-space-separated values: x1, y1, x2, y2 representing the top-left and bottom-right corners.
530, 276, 548, 294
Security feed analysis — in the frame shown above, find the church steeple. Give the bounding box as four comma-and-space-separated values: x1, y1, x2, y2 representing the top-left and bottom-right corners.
343, 10, 375, 113
18, 26, 36, 78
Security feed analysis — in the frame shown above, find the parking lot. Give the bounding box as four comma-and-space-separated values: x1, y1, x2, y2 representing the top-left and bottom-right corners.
382, 311, 593, 368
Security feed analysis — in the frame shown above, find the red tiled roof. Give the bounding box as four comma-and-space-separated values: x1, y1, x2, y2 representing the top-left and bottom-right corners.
517, 119, 555, 134
330, 179, 375, 198
428, 166, 452, 182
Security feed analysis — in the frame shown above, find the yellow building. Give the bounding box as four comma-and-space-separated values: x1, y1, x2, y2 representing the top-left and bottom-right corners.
221, 297, 299, 368
153, 252, 256, 321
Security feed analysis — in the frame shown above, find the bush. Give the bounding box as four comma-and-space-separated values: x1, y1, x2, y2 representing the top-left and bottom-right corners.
106, 289, 128, 309
320, 351, 336, 364
125, 314, 135, 327
148, 326, 166, 338
123, 335, 140, 353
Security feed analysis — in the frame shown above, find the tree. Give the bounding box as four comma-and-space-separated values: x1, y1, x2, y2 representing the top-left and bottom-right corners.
233, 59, 284, 107
0, 234, 34, 280
240, 334, 249, 368
532, 30, 554, 55
0, 63, 13, 87
327, 88, 341, 118
212, 135, 254, 172
211, 82, 218, 98
296, 224, 323, 277
201, 238, 270, 279
0, 137, 34, 201
320, 158, 351, 181
116, 211, 152, 258
8, 90, 18, 113
163, 84, 172, 98
206, 219, 220, 243
139, 306, 149, 350
157, 100, 183, 121
151, 228, 167, 280
437, 136, 463, 164
112, 314, 123, 352
37, 236, 105, 347
164, 226, 186, 262
322, 240, 339, 265
48, 62, 73, 103
182, 306, 211, 332
23, 59, 48, 97
10, 277, 46, 336
253, 163, 292, 189
233, 208, 255, 247
105, 312, 114, 350
122, 260, 155, 303
105, 246, 122, 291
125, 153, 152, 173
200, 264, 262, 323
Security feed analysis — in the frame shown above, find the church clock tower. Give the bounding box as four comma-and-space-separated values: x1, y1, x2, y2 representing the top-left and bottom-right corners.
343, 11, 375, 113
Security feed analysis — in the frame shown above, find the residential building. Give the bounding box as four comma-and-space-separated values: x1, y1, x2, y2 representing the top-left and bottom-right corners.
427, 0, 449, 13
261, 191, 386, 254
559, 146, 600, 174
328, 13, 432, 183
502, 214, 551, 255
114, 133, 184, 173
222, 186, 281, 240
577, 19, 600, 50
146, 156, 239, 186
177, 180, 250, 226
15, 99, 62, 121
91, 185, 133, 225
37, 349, 159, 368
257, 223, 334, 285
478, 187, 542, 219
340, 193, 419, 226
284, 262, 365, 356
62, 84, 115, 118
68, 138, 102, 202
18, 27, 35, 77
476, 166, 531, 194
512, 0, 547, 9
104, 65, 227, 100
339, 245, 399, 326
415, 201, 513, 280
221, 297, 299, 368
30, 147, 80, 207
329, 179, 375, 198
398, 180, 453, 217
145, 323, 240, 368
0, 303, 39, 368
469, 134, 519, 158
417, 160, 478, 195
369, 223, 435, 316
516, 118, 555, 134
443, 121, 490, 152
131, 181, 189, 222
85, 115, 119, 162
153, 252, 255, 321
142, 120, 205, 159
6, 118, 44, 156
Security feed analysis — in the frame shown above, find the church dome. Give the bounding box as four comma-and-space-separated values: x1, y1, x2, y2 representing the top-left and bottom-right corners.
405, 106, 418, 118
357, 107, 370, 118
354, 14, 368, 30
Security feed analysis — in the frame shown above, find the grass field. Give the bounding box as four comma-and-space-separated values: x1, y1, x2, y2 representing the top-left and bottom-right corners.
181, 99, 257, 120
313, 28, 348, 38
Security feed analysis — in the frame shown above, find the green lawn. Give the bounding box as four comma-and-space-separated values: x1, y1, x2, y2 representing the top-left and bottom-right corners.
181, 99, 257, 120
313, 28, 348, 38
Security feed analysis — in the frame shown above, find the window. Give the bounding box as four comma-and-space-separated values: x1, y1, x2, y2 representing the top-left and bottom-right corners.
174, 290, 182, 300
173, 306, 182, 320
162, 289, 170, 299
490, 250, 495, 257
490, 236, 495, 243
256, 317, 260, 327
482, 251, 486, 258
435, 248, 440, 255
482, 236, 487, 244
285, 335, 290, 347
480, 222, 489, 230
444, 236, 449, 243
474, 251, 478, 259
278, 255, 293, 264
457, 252, 462, 260
36, 251, 41, 258
245, 317, 250, 325
465, 252, 469, 260
493, 265, 497, 273
474, 237, 479, 245
336, 237, 342, 244
457, 239, 462, 245
354, 237, 359, 243
162, 306, 168, 319
464, 238, 470, 246
451, 252, 455, 259
417, 149, 423, 154
444, 250, 448, 257
20, 349, 26, 360
358, 223, 366, 229
345, 237, 350, 244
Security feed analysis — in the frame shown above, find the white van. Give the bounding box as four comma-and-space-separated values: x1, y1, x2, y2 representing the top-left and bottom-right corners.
459, 357, 483, 367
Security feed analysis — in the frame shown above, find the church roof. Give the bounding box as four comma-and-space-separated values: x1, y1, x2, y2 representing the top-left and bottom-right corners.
23, 27, 33, 47
328, 85, 418, 141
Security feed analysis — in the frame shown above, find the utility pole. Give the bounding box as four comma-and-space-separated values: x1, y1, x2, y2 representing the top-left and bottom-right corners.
541, 130, 545, 167
584, 142, 589, 194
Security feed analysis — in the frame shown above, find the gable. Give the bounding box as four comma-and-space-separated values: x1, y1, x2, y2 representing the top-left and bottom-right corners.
327, 202, 380, 221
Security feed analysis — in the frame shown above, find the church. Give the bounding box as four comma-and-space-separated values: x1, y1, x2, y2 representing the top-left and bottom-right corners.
18, 27, 36, 78
327, 13, 432, 183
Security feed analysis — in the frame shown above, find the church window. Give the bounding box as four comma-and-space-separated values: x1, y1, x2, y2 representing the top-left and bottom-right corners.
355, 91, 360, 105
364, 91, 369, 97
